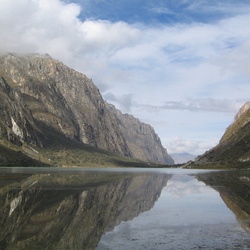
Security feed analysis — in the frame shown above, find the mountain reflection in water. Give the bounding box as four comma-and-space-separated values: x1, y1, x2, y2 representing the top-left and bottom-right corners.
196, 170, 250, 232
0, 168, 249, 250
0, 168, 171, 250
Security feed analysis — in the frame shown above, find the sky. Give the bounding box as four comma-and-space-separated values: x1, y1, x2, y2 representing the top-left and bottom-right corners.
1, 0, 250, 155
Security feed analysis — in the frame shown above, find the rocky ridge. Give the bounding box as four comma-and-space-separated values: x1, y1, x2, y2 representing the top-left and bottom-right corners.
0, 53, 173, 166
189, 102, 250, 168
106, 103, 174, 164
220, 102, 250, 144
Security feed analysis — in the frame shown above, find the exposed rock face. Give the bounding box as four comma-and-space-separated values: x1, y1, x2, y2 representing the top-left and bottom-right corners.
0, 171, 171, 249
0, 53, 173, 164
190, 102, 250, 167
0, 53, 130, 156
220, 101, 250, 144
0, 75, 43, 147
234, 102, 250, 121
106, 103, 174, 164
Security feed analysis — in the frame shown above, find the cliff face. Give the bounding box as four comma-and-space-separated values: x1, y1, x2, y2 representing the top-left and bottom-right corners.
0, 74, 43, 147
0, 53, 130, 156
0, 53, 173, 165
106, 103, 174, 164
191, 102, 250, 167
220, 102, 250, 144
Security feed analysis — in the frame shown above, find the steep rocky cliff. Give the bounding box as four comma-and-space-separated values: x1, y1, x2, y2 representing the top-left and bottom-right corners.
189, 102, 250, 168
106, 103, 174, 164
220, 102, 250, 144
0, 53, 173, 165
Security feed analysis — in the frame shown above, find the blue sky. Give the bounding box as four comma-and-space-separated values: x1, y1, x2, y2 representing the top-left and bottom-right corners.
1, 0, 250, 154
70, 0, 249, 24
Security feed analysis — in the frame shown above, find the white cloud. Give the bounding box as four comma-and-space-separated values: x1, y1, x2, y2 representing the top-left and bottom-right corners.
135, 98, 242, 113
178, 0, 250, 17
80, 20, 140, 49
165, 136, 216, 155
149, 7, 176, 15
103, 92, 134, 113
0, 0, 82, 61
164, 177, 210, 198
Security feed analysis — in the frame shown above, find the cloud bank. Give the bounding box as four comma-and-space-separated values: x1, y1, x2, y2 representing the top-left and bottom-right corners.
166, 137, 216, 155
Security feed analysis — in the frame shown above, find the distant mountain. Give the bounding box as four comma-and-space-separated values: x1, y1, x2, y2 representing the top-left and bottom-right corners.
189, 102, 250, 168
0, 53, 173, 166
170, 153, 197, 164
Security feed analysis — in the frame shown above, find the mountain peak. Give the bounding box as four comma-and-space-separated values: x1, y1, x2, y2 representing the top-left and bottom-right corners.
234, 101, 250, 121
220, 102, 250, 144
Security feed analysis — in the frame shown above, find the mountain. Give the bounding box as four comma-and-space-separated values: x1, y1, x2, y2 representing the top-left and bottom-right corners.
106, 103, 174, 164
0, 53, 173, 166
170, 153, 197, 164
188, 102, 250, 168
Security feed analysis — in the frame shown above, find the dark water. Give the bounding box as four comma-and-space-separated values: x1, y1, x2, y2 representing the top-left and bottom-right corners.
0, 167, 249, 249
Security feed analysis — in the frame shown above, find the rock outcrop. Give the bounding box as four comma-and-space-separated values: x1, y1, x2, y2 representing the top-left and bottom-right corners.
220, 102, 250, 144
0, 53, 173, 165
189, 102, 250, 168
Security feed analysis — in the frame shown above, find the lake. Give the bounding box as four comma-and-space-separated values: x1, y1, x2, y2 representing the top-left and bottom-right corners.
0, 167, 249, 249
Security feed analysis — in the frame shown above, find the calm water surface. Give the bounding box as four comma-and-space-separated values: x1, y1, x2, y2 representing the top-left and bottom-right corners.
0, 167, 249, 249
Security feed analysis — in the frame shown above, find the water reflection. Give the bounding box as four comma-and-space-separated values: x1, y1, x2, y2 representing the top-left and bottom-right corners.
196, 170, 250, 232
0, 168, 250, 249
97, 171, 250, 249
0, 168, 171, 250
